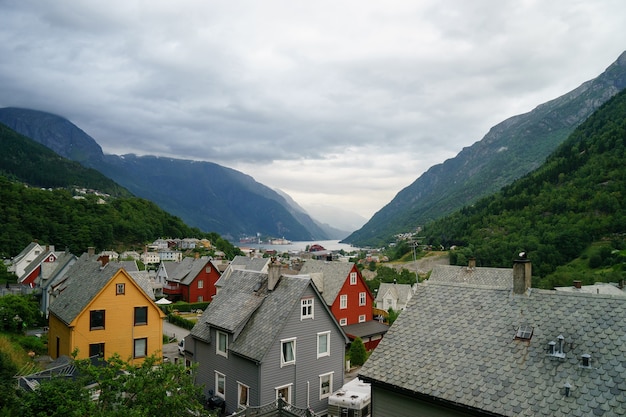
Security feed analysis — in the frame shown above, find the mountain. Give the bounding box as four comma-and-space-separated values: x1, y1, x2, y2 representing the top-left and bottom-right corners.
343, 51, 626, 247
0, 125, 244, 257
0, 123, 131, 197
0, 108, 331, 242
423, 87, 626, 288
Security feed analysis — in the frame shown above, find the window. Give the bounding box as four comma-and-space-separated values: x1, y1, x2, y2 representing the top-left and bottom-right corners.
134, 306, 148, 326
238, 383, 249, 408
515, 325, 533, 340
90, 310, 105, 330
89, 343, 104, 357
134, 338, 147, 358
276, 384, 292, 404
198, 280, 204, 289
340, 294, 348, 309
215, 372, 226, 399
281, 338, 296, 366
319, 372, 333, 399
359, 314, 366, 323
116, 283, 125, 295
350, 272, 357, 285
206, 266, 211, 273
359, 292, 366, 306
317, 331, 330, 358
301, 298, 314, 320
217, 330, 228, 357
197, 295, 203, 302
339, 318, 347, 326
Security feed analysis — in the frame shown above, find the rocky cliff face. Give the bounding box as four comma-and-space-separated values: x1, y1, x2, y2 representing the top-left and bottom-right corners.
345, 50, 626, 247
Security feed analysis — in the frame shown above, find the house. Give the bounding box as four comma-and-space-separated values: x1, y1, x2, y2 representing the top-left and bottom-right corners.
299, 259, 387, 350
36, 250, 78, 318
158, 248, 183, 262
554, 280, 626, 295
359, 254, 626, 416
140, 250, 160, 265
215, 255, 270, 292
162, 256, 221, 302
19, 245, 60, 287
7, 241, 44, 279
47, 253, 166, 362
374, 282, 415, 312
184, 261, 348, 415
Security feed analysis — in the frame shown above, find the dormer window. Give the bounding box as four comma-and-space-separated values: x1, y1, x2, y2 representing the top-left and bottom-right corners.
350, 272, 357, 285
515, 325, 533, 340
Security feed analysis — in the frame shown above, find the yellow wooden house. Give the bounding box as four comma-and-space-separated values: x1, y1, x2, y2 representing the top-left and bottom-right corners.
48, 254, 165, 363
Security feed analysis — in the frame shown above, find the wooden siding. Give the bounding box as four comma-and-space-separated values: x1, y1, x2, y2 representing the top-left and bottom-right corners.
331, 266, 373, 325
257, 285, 345, 414
371, 385, 472, 417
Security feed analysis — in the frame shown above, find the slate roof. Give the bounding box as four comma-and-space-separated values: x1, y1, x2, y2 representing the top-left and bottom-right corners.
299, 259, 356, 306
215, 255, 270, 287
428, 264, 513, 288
168, 256, 211, 285
48, 254, 129, 325
359, 278, 626, 416
191, 269, 340, 363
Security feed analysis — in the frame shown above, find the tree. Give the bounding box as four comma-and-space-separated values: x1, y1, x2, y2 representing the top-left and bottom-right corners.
13, 353, 212, 417
349, 337, 367, 367
0, 294, 43, 333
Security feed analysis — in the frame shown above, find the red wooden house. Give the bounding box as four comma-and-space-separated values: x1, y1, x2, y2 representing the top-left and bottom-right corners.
299, 259, 388, 350
162, 256, 221, 303
19, 245, 59, 288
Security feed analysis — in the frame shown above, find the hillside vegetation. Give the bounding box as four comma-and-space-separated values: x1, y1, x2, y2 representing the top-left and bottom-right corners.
423, 88, 626, 288
0, 123, 131, 197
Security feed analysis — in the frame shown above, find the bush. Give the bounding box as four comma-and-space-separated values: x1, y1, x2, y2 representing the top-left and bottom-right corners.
348, 337, 367, 367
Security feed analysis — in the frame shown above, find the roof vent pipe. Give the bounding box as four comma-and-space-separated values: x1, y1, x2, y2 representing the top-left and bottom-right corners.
581, 354, 591, 367
547, 341, 556, 355
564, 382, 571, 397
557, 335, 565, 355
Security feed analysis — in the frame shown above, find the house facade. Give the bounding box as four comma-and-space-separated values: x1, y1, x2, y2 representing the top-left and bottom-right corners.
47, 254, 165, 362
19, 245, 59, 287
299, 259, 387, 350
162, 256, 221, 302
359, 255, 626, 416
185, 261, 348, 415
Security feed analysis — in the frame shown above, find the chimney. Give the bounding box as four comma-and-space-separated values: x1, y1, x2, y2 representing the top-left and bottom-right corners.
513, 252, 532, 295
267, 258, 282, 291
573, 280, 582, 289
88, 247, 95, 256
468, 257, 476, 269
97, 255, 110, 268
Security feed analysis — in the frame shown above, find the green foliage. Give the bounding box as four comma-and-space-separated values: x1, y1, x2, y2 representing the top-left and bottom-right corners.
0, 349, 19, 412
12, 354, 209, 417
167, 314, 196, 330
422, 88, 626, 288
348, 337, 367, 367
367, 265, 416, 294
387, 307, 400, 326
0, 294, 43, 333
0, 123, 132, 198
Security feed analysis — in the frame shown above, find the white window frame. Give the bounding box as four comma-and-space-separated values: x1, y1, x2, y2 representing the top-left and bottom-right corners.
216, 330, 228, 358
215, 371, 226, 399
340, 294, 348, 309
238, 382, 249, 409
319, 372, 334, 400
359, 314, 366, 323
359, 291, 366, 306
275, 383, 292, 404
317, 331, 330, 358
349, 272, 357, 285
301, 298, 314, 320
280, 338, 296, 367
339, 318, 347, 326
197, 279, 204, 289
133, 338, 147, 358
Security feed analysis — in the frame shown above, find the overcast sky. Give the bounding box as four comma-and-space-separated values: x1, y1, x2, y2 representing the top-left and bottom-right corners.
1, 1, 624, 227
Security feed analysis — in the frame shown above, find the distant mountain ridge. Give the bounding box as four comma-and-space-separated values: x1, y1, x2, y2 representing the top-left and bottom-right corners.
343, 50, 626, 247
0, 108, 332, 241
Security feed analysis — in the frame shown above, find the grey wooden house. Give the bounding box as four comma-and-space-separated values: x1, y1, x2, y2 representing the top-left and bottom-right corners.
185, 261, 348, 415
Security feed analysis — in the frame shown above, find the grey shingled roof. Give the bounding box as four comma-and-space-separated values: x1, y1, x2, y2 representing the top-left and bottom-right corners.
428, 264, 512, 288
214, 256, 270, 287
190, 269, 315, 363
299, 259, 356, 306
169, 256, 211, 285
359, 279, 626, 416
48, 254, 122, 325
342, 320, 389, 340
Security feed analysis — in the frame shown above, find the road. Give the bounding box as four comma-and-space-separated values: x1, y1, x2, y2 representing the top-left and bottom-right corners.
162, 320, 190, 364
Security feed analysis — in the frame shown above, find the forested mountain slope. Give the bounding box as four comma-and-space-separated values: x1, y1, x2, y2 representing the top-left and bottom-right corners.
345, 51, 626, 247
0, 108, 331, 241
423, 87, 626, 288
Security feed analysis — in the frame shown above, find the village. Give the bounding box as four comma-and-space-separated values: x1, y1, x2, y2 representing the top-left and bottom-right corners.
4, 239, 626, 416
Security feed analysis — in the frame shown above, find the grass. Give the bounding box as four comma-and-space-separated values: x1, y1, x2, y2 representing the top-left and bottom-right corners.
0, 332, 41, 374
